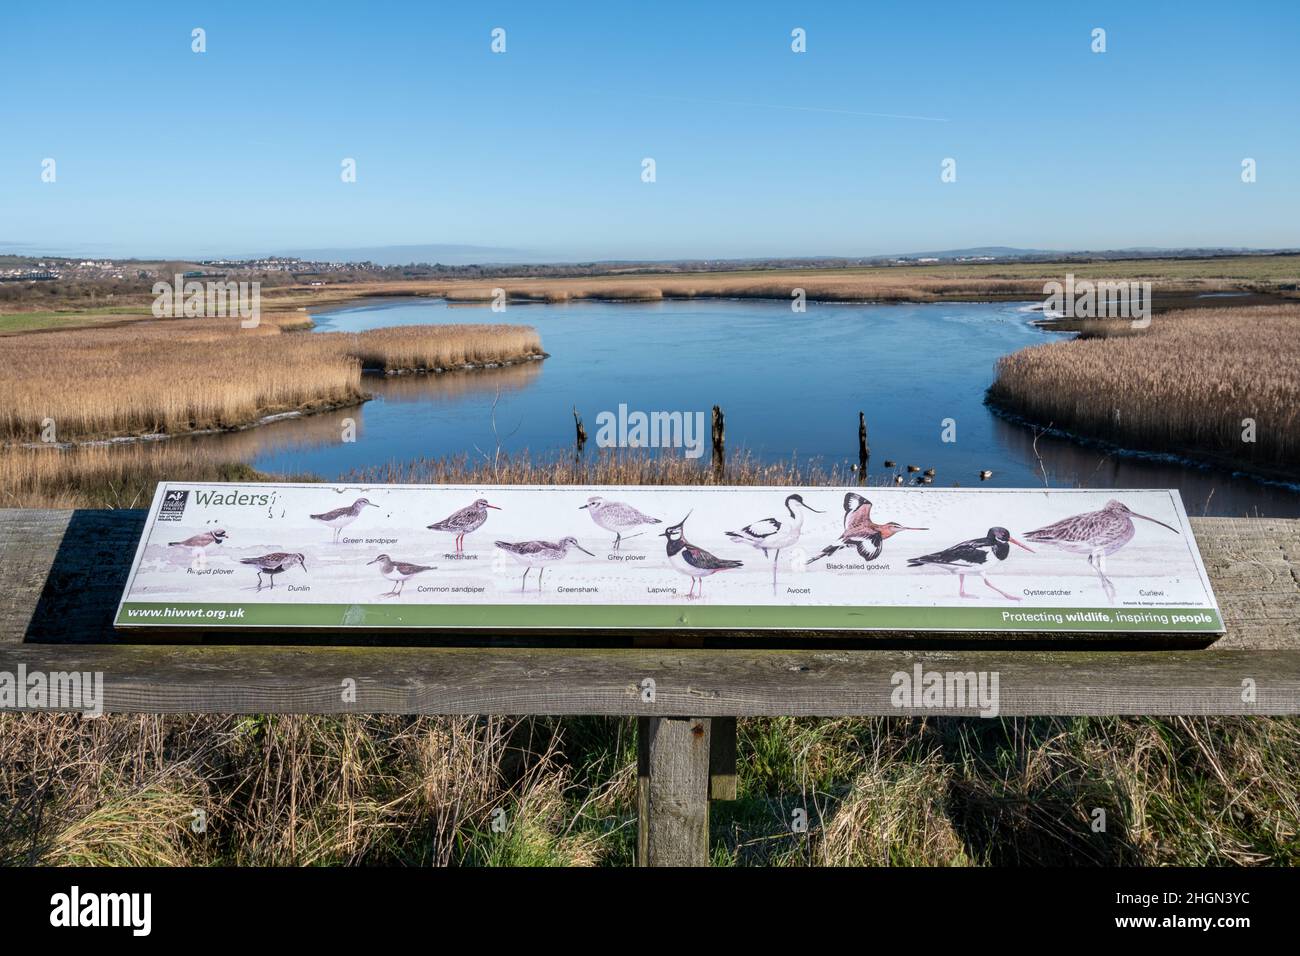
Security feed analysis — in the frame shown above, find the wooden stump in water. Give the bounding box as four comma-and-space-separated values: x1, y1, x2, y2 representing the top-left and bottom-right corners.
573, 406, 587, 456
711, 405, 725, 478
858, 411, 869, 479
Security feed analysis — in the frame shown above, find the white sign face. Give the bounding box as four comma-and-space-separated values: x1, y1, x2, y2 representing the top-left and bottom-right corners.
115, 482, 1224, 634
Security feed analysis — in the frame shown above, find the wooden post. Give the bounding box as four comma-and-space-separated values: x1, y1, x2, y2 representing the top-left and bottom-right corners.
709, 716, 738, 801
637, 716, 712, 866
857, 411, 869, 479
573, 406, 587, 455
711, 405, 725, 478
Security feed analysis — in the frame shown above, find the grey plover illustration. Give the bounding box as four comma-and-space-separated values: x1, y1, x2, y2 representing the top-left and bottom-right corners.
428, 498, 501, 553
806, 493, 926, 565
367, 554, 435, 596
239, 552, 307, 591
168, 529, 227, 554
1024, 499, 1179, 602
906, 527, 1032, 601
661, 513, 743, 599
579, 496, 661, 551
725, 493, 822, 591
493, 537, 594, 592
310, 497, 378, 543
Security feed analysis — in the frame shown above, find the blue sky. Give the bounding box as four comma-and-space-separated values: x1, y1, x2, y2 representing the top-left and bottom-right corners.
2, 1, 1297, 261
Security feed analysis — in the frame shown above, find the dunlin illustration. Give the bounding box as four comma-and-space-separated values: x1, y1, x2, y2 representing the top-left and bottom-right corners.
428, 498, 501, 553
493, 537, 594, 592
367, 554, 435, 596
660, 512, 743, 599
906, 527, 1033, 601
725, 493, 822, 591
310, 497, 378, 543
239, 552, 307, 591
1024, 499, 1180, 601
579, 496, 661, 551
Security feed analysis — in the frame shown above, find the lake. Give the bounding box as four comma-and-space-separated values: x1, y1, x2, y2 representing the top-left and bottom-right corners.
187, 297, 1300, 518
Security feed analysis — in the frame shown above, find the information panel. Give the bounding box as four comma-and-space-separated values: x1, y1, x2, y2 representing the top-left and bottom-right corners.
115, 483, 1224, 634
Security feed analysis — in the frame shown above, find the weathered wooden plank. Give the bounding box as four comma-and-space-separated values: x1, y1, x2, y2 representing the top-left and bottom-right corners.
0, 643, 1295, 715
709, 716, 738, 800
638, 716, 711, 866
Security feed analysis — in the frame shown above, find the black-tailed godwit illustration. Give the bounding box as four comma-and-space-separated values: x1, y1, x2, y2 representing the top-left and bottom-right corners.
239, 552, 307, 591
725, 493, 822, 591
906, 527, 1032, 600
310, 497, 377, 543
428, 498, 501, 553
579, 496, 661, 550
1023, 499, 1180, 601
806, 493, 926, 565
493, 537, 594, 592
368, 554, 435, 596
661, 513, 743, 599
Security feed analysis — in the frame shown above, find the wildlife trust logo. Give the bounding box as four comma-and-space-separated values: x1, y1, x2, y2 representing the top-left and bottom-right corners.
595, 403, 706, 459
152, 273, 261, 327
1042, 273, 1151, 328
158, 488, 189, 521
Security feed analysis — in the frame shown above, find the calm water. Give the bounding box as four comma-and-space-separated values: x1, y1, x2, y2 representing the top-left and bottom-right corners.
187, 297, 1300, 517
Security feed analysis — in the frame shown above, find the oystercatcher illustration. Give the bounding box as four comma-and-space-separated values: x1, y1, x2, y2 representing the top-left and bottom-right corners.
168, 529, 227, 554
367, 554, 435, 596
806, 493, 926, 565
428, 498, 501, 553
493, 537, 594, 592
906, 527, 1033, 601
239, 552, 307, 591
1023, 499, 1180, 602
310, 497, 378, 543
725, 493, 822, 591
579, 496, 661, 551
660, 512, 743, 599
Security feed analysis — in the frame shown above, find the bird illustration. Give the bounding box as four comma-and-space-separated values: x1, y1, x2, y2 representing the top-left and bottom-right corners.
493, 537, 594, 592
725, 493, 822, 591
428, 498, 501, 553
660, 512, 743, 599
367, 554, 435, 596
906, 527, 1033, 601
239, 552, 307, 591
579, 496, 661, 551
1023, 499, 1180, 602
310, 497, 378, 543
168, 529, 227, 553
806, 493, 926, 565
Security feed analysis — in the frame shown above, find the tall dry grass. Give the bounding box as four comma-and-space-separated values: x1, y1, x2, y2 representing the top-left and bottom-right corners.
0, 318, 543, 443
988, 304, 1300, 474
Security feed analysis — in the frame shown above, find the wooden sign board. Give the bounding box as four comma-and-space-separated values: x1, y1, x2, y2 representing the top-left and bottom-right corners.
114, 482, 1223, 636
114, 481, 1227, 639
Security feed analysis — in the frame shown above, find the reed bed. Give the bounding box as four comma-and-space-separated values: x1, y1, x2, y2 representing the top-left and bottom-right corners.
0, 319, 543, 443
988, 304, 1300, 474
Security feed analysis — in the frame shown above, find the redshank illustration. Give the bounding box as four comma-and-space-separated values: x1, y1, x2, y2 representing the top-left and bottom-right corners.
906, 527, 1033, 601
429, 498, 501, 553
579, 496, 661, 551
493, 537, 594, 592
725, 493, 822, 591
806, 493, 926, 565
310, 497, 377, 543
661, 512, 743, 599
368, 554, 435, 596
239, 552, 307, 591
1023, 499, 1180, 601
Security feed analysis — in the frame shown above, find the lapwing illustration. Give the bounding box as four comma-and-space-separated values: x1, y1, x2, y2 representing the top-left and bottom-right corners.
240, 552, 307, 591
579, 496, 661, 551
310, 497, 378, 543
168, 529, 227, 555
906, 527, 1032, 601
367, 554, 435, 596
660, 512, 743, 599
806, 493, 926, 565
1023, 499, 1179, 602
428, 498, 501, 553
493, 537, 594, 592
725, 493, 822, 592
